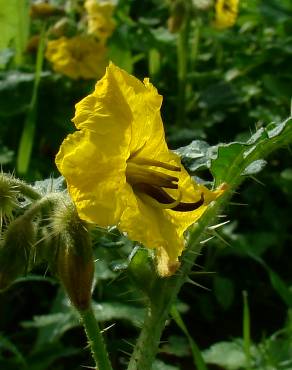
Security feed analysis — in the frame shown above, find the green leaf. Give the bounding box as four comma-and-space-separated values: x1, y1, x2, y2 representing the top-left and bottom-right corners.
0, 48, 14, 69
27, 343, 80, 370
211, 117, 292, 186
152, 360, 179, 370
33, 177, 66, 194
247, 254, 292, 308
0, 0, 19, 49
93, 301, 145, 326
0, 0, 30, 65
0, 144, 13, 164
160, 335, 189, 357
23, 301, 145, 344
0, 334, 27, 367
0, 71, 34, 116
241, 159, 267, 176
108, 43, 133, 73
175, 140, 215, 173
203, 341, 247, 370
213, 276, 235, 310
211, 142, 246, 185
22, 312, 76, 342
170, 305, 207, 370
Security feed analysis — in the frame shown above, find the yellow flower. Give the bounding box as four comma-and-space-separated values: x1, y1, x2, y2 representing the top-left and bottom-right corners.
56, 63, 224, 276
214, 0, 239, 29
45, 36, 107, 80
84, 0, 116, 43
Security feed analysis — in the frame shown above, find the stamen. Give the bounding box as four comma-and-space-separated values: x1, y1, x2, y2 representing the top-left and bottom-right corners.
129, 157, 181, 172
133, 183, 204, 212
171, 193, 204, 212
126, 162, 179, 188
134, 183, 182, 209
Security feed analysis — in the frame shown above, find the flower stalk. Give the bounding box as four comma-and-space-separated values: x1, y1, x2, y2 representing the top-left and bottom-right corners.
79, 305, 113, 370
127, 194, 227, 370
17, 24, 46, 175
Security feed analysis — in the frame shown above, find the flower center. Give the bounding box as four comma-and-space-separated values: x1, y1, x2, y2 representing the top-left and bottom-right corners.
126, 157, 204, 212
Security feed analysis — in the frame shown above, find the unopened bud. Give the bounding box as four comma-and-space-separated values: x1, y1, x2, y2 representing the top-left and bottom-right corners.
0, 216, 35, 290
168, 0, 187, 33
30, 2, 64, 19
53, 201, 94, 311
26, 35, 40, 53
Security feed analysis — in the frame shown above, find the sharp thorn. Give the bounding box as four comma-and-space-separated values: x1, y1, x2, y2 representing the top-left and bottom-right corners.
249, 175, 265, 186
208, 220, 230, 230
200, 236, 215, 244
101, 323, 116, 333
186, 277, 210, 291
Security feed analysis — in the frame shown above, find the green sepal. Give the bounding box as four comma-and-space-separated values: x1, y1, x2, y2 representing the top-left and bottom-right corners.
127, 246, 157, 297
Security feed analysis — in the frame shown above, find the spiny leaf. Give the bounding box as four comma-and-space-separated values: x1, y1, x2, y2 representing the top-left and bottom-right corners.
211, 117, 292, 185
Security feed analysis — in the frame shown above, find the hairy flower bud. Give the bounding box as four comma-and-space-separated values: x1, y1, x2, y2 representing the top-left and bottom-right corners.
0, 216, 35, 290
0, 173, 20, 227
53, 201, 94, 311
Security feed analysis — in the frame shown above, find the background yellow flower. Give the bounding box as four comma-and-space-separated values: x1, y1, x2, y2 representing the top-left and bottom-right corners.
45, 35, 107, 79
214, 0, 239, 29
84, 0, 116, 43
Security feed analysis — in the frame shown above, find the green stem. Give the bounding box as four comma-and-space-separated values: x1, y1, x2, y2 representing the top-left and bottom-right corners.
14, 0, 30, 66
176, 13, 190, 127
243, 291, 252, 370
17, 24, 46, 175
79, 305, 113, 370
14, 179, 42, 200
127, 196, 227, 370
127, 303, 168, 370
189, 18, 201, 71
2, 174, 41, 200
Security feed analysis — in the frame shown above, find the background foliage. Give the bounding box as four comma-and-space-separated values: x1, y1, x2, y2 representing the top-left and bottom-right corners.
0, 0, 291, 369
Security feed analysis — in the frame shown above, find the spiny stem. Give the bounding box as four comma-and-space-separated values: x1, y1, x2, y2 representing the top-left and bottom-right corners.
79, 305, 113, 370
14, 179, 42, 200
126, 196, 226, 370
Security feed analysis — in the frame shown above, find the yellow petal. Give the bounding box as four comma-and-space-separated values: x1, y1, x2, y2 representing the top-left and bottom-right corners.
119, 187, 185, 277
56, 130, 128, 226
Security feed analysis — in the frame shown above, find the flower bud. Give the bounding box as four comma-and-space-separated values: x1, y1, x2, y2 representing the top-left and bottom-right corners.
0, 173, 20, 226
57, 235, 94, 311
167, 0, 187, 33
26, 35, 40, 53
30, 2, 64, 19
0, 216, 35, 290
128, 247, 156, 297
53, 201, 94, 311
